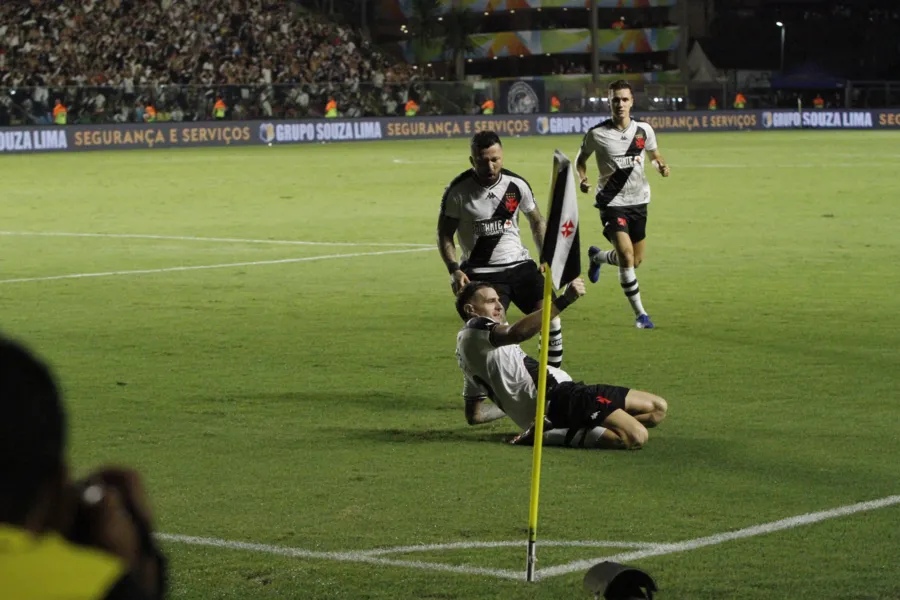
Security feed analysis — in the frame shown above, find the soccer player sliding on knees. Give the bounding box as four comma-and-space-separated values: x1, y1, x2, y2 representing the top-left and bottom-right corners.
454, 278, 668, 449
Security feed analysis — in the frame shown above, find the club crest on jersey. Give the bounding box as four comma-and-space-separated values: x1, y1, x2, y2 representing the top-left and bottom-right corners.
634, 130, 646, 149
504, 193, 519, 212
473, 218, 511, 237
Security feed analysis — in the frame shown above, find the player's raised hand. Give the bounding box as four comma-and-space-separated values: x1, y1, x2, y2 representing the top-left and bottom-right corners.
450, 270, 470, 296
564, 277, 586, 301
579, 176, 591, 193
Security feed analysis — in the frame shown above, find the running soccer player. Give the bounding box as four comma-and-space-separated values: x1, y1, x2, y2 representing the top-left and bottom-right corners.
575, 80, 670, 329
455, 280, 668, 449
437, 131, 565, 368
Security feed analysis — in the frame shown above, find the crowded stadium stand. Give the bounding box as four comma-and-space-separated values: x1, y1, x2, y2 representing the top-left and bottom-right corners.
1, 0, 899, 125
0, 0, 429, 124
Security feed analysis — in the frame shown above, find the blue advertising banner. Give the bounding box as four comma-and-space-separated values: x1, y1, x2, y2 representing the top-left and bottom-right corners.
1, 109, 895, 155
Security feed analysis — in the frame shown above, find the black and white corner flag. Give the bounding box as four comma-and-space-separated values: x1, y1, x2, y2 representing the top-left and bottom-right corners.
540, 150, 581, 290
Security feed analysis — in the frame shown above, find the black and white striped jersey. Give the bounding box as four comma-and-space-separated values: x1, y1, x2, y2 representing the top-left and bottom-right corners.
578, 118, 658, 209
439, 169, 537, 274
456, 316, 572, 430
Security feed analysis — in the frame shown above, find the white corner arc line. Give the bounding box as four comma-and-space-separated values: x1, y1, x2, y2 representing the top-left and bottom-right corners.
357, 539, 660, 557
0, 231, 432, 248
155, 534, 524, 580
538, 494, 900, 579
0, 247, 433, 285
155, 495, 900, 582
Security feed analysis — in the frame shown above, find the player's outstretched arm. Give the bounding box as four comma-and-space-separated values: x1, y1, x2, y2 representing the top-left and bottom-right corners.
649, 150, 670, 177
490, 278, 586, 346
437, 215, 470, 294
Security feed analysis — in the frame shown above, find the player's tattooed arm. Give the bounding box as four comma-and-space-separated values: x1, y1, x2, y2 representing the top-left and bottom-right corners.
465, 396, 506, 425
648, 150, 670, 177
437, 215, 470, 294
437, 215, 461, 267
524, 205, 547, 251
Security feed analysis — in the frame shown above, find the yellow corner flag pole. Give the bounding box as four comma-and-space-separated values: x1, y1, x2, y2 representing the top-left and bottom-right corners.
525, 262, 554, 583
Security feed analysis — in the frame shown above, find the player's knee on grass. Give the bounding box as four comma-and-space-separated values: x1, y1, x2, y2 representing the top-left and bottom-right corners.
604, 410, 648, 449
625, 390, 667, 428
627, 423, 649, 448
649, 396, 668, 426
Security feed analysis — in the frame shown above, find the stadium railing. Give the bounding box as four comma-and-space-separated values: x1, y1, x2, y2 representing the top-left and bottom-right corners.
2, 80, 899, 126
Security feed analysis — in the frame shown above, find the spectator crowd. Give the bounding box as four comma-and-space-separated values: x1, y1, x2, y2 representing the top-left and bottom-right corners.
0, 0, 437, 124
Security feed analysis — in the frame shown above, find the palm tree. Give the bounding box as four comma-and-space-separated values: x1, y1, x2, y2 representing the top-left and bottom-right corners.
441, 7, 481, 80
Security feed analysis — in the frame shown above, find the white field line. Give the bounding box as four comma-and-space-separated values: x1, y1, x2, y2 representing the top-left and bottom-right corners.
390, 158, 882, 169
356, 539, 660, 557
538, 494, 900, 580
0, 231, 431, 248
0, 248, 433, 285
155, 533, 524, 580
155, 494, 900, 582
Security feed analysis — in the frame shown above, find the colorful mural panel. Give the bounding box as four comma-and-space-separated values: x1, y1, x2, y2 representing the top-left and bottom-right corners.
379, 0, 676, 20
399, 26, 680, 62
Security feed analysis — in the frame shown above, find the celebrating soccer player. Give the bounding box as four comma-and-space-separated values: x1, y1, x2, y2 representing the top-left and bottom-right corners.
575, 80, 671, 329
454, 280, 668, 449
437, 131, 565, 368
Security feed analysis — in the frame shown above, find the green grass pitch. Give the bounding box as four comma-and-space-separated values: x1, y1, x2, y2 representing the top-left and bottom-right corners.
1, 131, 899, 599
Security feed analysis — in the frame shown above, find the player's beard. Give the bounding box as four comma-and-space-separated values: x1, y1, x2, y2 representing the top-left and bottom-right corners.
476, 170, 499, 186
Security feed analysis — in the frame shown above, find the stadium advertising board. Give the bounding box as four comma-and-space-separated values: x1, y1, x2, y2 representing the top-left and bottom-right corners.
875, 111, 900, 127
71, 123, 255, 149
0, 128, 69, 153
533, 112, 759, 135
0, 122, 255, 154
259, 120, 385, 143
0, 110, 894, 155
260, 115, 533, 143
760, 110, 875, 130
383, 116, 532, 139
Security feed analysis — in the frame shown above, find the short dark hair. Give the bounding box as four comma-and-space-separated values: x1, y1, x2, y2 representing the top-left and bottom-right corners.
0, 335, 66, 524
455, 281, 495, 321
608, 80, 634, 97
470, 130, 502, 155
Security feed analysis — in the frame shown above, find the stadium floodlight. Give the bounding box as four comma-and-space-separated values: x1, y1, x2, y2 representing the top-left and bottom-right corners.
776, 21, 786, 72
